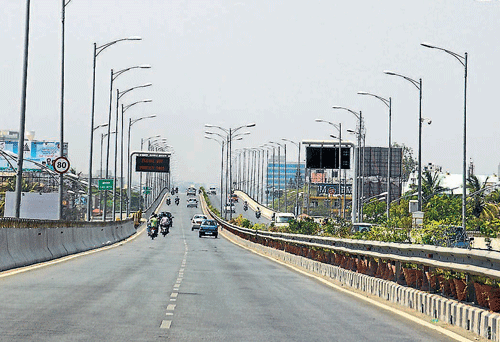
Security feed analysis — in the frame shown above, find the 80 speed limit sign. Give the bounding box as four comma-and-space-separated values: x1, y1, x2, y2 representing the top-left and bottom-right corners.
53, 156, 70, 174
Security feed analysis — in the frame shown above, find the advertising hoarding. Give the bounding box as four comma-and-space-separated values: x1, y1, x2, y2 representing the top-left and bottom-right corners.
305, 147, 350, 169
0, 141, 68, 171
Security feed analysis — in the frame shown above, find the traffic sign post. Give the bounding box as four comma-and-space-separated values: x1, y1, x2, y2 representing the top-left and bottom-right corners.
98, 179, 114, 191
53, 156, 70, 174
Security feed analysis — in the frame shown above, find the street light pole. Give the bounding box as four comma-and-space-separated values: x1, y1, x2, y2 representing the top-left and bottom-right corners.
421, 42, 468, 231
283, 139, 302, 216
14, 0, 31, 218
126, 115, 156, 215
384, 71, 424, 211
332, 106, 363, 223
358, 91, 392, 222
86, 36, 141, 221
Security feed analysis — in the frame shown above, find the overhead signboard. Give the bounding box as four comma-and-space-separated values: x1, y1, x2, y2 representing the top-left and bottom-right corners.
135, 156, 170, 173
306, 147, 350, 169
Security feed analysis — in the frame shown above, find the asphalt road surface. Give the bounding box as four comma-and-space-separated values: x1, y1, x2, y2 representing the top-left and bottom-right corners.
0, 193, 457, 341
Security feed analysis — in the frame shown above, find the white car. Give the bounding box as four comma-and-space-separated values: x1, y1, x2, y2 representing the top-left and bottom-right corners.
208, 187, 217, 195
187, 198, 198, 208
191, 214, 208, 230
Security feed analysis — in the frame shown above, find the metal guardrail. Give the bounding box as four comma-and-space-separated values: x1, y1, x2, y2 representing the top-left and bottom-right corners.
201, 195, 500, 280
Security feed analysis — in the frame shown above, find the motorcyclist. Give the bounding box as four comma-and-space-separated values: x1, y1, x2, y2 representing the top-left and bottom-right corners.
175, 196, 180, 205
256, 207, 261, 219
148, 213, 159, 235
160, 215, 170, 234
166, 197, 171, 205
243, 201, 248, 211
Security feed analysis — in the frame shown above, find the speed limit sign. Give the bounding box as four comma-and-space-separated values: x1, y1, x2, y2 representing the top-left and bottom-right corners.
53, 156, 70, 174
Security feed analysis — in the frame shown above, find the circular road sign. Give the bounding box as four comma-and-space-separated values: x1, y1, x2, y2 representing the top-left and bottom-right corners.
53, 156, 70, 174
328, 187, 335, 195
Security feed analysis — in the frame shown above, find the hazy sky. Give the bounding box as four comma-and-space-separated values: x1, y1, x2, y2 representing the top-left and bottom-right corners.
2, 0, 500, 185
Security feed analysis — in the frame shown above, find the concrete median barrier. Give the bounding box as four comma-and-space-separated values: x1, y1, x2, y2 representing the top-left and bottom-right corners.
26, 228, 52, 264
47, 227, 69, 259
0, 228, 16, 271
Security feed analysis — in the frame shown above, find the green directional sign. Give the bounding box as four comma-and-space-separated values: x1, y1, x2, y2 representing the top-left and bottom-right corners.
98, 179, 113, 190
144, 190, 151, 195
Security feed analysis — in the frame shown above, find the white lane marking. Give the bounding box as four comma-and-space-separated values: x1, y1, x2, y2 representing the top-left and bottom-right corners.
166, 312, 173, 316
170, 299, 177, 302
221, 230, 473, 342
167, 304, 176, 311
160, 320, 172, 329
179, 268, 185, 272
171, 292, 178, 298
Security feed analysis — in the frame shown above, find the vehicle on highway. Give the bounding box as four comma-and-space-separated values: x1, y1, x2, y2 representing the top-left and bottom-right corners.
243, 201, 248, 211
187, 187, 197, 196
187, 198, 198, 208
175, 196, 180, 205
191, 214, 208, 230
208, 187, 217, 195
224, 202, 235, 213
229, 193, 238, 202
158, 211, 173, 228
255, 207, 261, 219
199, 219, 218, 238
351, 222, 374, 233
274, 213, 295, 227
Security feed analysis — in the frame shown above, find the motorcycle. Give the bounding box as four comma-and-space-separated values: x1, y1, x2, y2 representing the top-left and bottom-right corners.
175, 197, 180, 205
166, 198, 171, 205
160, 217, 170, 236
255, 210, 261, 219
148, 225, 158, 240
243, 203, 248, 211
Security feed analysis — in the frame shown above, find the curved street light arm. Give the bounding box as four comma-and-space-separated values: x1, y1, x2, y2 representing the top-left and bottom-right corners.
131, 115, 156, 126
95, 36, 141, 57
282, 138, 299, 148
205, 131, 226, 140
123, 99, 152, 113
112, 65, 151, 81
118, 83, 152, 100
421, 43, 466, 67
332, 106, 361, 120
358, 91, 390, 108
384, 71, 420, 90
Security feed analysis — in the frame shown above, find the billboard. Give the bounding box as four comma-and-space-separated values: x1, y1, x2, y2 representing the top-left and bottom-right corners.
135, 156, 170, 173
361, 147, 402, 178
306, 147, 350, 169
0, 141, 68, 171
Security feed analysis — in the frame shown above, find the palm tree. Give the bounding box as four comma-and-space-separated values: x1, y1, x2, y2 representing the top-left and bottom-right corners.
467, 175, 489, 218
410, 170, 446, 205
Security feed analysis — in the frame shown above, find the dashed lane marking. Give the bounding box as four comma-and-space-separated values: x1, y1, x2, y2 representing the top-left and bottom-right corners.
160, 320, 172, 329
167, 304, 176, 311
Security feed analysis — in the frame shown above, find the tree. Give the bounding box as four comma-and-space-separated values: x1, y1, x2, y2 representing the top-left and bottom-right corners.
392, 142, 416, 182
467, 175, 489, 218
363, 199, 386, 224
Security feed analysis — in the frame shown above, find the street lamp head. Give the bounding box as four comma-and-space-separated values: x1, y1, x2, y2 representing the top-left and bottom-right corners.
139, 65, 151, 69
205, 124, 214, 128
246, 123, 256, 128
143, 99, 153, 103
315, 119, 324, 122
383, 70, 396, 76
127, 36, 142, 41
357, 91, 369, 95
205, 131, 214, 135
330, 135, 337, 139
421, 42, 435, 49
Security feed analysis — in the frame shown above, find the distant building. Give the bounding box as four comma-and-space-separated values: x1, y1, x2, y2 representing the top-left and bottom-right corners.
266, 156, 305, 203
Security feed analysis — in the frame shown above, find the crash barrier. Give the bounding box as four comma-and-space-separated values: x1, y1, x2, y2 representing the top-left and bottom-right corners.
234, 190, 276, 220
200, 197, 500, 341
0, 218, 136, 272
145, 187, 170, 218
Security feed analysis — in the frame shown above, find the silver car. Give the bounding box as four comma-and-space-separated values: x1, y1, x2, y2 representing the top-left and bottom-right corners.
191, 214, 208, 230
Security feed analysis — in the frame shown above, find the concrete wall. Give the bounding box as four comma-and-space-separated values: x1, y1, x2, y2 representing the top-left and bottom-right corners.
0, 220, 136, 272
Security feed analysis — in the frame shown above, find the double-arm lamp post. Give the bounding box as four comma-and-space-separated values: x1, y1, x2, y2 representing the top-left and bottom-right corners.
421, 42, 468, 231
86, 36, 141, 221
358, 91, 392, 222
205, 135, 226, 217
205, 123, 255, 220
